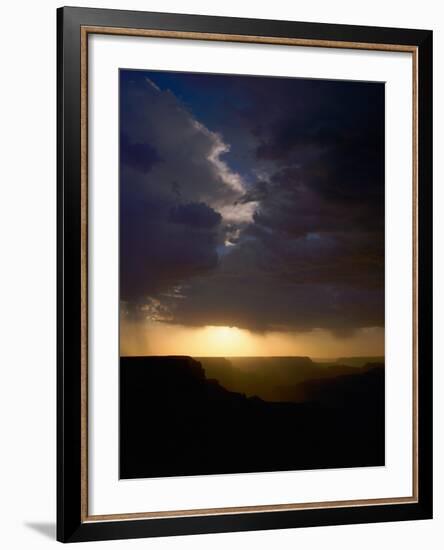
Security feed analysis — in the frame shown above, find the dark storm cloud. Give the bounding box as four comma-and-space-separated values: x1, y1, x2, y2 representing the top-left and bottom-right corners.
161, 231, 384, 333
120, 70, 385, 333
250, 162, 384, 239
120, 132, 162, 173
119, 71, 252, 303
253, 80, 384, 204
169, 202, 222, 229
120, 217, 220, 301
235, 180, 269, 205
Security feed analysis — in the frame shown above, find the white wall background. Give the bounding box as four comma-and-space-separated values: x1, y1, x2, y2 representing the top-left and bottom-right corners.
0, 1, 441, 548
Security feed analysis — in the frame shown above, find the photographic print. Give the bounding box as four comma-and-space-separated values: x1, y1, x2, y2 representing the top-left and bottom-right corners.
58, 9, 432, 541
119, 69, 385, 479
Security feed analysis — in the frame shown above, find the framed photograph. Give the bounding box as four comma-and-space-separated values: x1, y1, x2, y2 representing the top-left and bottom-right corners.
57, 6, 433, 543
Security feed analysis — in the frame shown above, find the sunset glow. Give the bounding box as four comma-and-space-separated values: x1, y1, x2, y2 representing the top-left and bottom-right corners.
120, 319, 384, 358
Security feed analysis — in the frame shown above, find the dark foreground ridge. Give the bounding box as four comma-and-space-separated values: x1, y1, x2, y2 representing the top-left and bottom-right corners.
120, 356, 385, 479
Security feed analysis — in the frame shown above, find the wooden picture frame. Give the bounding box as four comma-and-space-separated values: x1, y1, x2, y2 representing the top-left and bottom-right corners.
57, 6, 433, 542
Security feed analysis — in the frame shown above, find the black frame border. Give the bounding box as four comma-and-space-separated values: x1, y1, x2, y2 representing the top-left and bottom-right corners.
57, 6, 433, 543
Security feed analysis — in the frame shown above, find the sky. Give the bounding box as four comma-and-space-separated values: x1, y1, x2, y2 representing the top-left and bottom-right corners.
119, 69, 385, 358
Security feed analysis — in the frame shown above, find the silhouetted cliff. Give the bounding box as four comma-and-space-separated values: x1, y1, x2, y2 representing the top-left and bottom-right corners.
198, 356, 382, 402
120, 356, 385, 479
